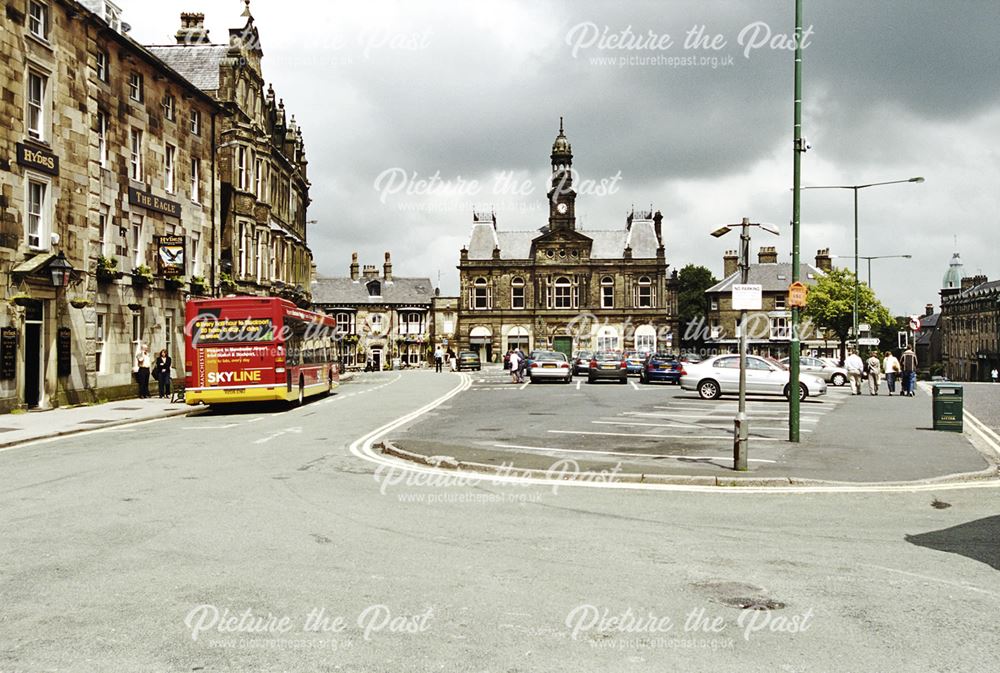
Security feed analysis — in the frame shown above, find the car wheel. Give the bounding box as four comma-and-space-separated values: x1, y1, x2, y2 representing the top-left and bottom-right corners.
698, 379, 721, 400
831, 373, 847, 386
641, 374, 651, 384
619, 377, 628, 384
587, 376, 596, 384
564, 375, 572, 383
785, 383, 808, 402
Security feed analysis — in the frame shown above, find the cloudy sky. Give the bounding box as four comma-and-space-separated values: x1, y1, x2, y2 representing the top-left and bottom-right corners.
128, 0, 1000, 315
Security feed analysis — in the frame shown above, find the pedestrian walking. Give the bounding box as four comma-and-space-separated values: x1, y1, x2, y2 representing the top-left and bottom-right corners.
845, 350, 864, 396
503, 349, 512, 371
153, 348, 172, 399
509, 348, 521, 383
900, 347, 918, 397
434, 346, 444, 373
134, 343, 152, 399
447, 347, 456, 372
865, 352, 882, 396
883, 351, 901, 395
992, 367, 998, 384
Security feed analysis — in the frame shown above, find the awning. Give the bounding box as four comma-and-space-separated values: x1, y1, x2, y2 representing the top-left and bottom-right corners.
12, 252, 56, 275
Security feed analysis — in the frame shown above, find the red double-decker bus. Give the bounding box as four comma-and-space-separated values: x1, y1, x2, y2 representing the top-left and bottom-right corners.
184, 297, 339, 406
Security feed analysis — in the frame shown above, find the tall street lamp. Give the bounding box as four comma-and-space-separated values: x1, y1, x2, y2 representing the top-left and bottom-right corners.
711, 218, 780, 471
831, 254, 912, 290
48, 251, 74, 407
801, 177, 924, 347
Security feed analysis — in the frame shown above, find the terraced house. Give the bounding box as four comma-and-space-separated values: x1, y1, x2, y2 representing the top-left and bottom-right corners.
457, 121, 679, 362
0, 0, 222, 409
149, 5, 313, 305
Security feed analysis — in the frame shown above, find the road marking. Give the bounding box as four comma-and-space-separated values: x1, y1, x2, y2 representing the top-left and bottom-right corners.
626, 412, 819, 423
492, 443, 778, 463
863, 564, 1000, 599
245, 416, 265, 423
548, 430, 783, 442
576, 380, 581, 391
630, 380, 640, 391
519, 382, 529, 390
182, 424, 238, 430
964, 409, 1000, 459
254, 427, 302, 445
593, 420, 812, 433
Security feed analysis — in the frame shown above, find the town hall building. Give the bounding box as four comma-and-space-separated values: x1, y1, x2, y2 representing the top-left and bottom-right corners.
457, 121, 678, 361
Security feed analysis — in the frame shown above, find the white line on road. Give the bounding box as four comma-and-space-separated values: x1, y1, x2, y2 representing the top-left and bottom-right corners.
576, 380, 581, 391
182, 424, 238, 430
492, 443, 779, 463
627, 412, 819, 423
519, 381, 529, 390
548, 430, 783, 442
630, 380, 640, 391
593, 420, 812, 433
254, 427, 302, 445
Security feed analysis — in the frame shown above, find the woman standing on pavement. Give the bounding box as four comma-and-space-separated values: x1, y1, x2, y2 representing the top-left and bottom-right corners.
134, 343, 152, 399
883, 350, 901, 395
153, 348, 172, 399
508, 348, 521, 383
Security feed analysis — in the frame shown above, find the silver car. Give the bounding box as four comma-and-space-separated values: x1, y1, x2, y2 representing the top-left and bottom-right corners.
680, 354, 827, 401
778, 356, 848, 386
528, 351, 573, 383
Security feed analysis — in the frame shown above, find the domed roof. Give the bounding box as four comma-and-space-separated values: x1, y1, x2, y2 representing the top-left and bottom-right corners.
942, 251, 965, 289
551, 116, 572, 156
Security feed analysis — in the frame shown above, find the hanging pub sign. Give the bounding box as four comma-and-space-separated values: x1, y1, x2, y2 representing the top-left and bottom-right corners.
16, 143, 59, 176
156, 235, 185, 276
128, 187, 181, 218
0, 327, 16, 380
57, 327, 71, 377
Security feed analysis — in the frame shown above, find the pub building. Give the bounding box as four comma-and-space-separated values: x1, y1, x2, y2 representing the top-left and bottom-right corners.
0, 0, 222, 409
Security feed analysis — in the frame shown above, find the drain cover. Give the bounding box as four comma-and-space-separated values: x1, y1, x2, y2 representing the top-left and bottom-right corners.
722, 597, 785, 611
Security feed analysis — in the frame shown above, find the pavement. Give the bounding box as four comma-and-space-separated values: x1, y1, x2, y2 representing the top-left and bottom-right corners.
0, 373, 356, 450
3, 369, 1000, 672
389, 367, 999, 485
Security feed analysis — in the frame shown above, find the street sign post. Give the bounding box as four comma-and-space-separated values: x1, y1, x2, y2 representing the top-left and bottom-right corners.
732, 284, 763, 311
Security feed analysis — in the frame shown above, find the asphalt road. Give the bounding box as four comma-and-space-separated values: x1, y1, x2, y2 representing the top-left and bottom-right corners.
1, 370, 999, 673
393, 368, 991, 482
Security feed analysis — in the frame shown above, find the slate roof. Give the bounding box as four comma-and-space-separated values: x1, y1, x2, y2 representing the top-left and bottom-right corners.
311, 276, 435, 306
465, 220, 661, 260
707, 263, 825, 293
146, 45, 229, 91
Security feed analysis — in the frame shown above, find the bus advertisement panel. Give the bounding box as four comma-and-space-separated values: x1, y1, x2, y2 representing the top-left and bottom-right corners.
184, 297, 338, 406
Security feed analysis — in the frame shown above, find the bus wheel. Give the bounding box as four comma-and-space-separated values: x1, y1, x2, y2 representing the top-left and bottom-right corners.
298, 377, 305, 406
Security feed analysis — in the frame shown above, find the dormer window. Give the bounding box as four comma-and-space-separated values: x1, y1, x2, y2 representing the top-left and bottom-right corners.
367, 280, 381, 297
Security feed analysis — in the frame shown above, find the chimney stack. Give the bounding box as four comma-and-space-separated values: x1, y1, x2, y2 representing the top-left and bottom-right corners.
349, 252, 359, 281
758, 246, 778, 264
723, 250, 739, 278
175, 12, 211, 44
814, 248, 832, 272
362, 264, 378, 280
925, 303, 935, 317
383, 251, 393, 281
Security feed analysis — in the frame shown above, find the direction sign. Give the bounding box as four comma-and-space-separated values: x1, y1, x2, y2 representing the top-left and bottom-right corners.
908, 316, 921, 331
732, 284, 763, 310
858, 323, 871, 332
858, 337, 881, 346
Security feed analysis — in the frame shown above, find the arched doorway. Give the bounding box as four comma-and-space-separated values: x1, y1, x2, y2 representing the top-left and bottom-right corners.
634, 324, 656, 353
506, 326, 529, 353
469, 326, 493, 362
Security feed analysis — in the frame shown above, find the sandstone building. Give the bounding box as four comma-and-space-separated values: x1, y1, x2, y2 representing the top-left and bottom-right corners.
1, 0, 222, 409
457, 121, 678, 361
149, 5, 313, 305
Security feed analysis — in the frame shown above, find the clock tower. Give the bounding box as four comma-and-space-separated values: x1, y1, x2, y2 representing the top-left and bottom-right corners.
547, 117, 576, 231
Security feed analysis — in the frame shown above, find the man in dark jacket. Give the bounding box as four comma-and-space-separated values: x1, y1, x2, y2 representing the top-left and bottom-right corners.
900, 347, 918, 397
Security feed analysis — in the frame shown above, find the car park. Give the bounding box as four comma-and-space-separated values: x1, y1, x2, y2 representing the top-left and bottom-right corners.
456, 351, 482, 371
779, 356, 848, 386
528, 350, 573, 383
639, 352, 683, 384
679, 354, 827, 401
572, 350, 594, 376
587, 351, 628, 384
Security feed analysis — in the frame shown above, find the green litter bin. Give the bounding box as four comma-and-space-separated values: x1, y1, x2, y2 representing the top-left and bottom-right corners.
932, 383, 963, 432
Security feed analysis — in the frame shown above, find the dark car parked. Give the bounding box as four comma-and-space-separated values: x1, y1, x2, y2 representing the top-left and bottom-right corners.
572, 350, 594, 376
587, 351, 628, 384
639, 352, 683, 384
456, 350, 482, 371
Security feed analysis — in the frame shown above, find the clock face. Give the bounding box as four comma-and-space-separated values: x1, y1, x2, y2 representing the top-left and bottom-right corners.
556, 202, 568, 214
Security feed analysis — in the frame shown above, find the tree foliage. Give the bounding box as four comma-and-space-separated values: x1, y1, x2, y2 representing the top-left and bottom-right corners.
677, 264, 718, 347
804, 267, 892, 356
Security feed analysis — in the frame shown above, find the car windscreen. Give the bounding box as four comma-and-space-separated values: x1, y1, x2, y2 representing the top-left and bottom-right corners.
532, 351, 566, 361
594, 352, 622, 361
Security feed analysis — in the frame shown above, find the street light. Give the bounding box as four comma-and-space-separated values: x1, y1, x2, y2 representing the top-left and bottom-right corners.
711, 217, 779, 471
830, 254, 912, 290
801, 177, 924, 348
47, 251, 74, 407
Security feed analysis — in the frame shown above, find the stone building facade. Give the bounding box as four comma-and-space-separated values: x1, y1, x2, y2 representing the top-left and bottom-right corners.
704, 248, 834, 358
0, 0, 221, 409
312, 253, 435, 371
149, 6, 313, 305
457, 121, 678, 362
940, 268, 999, 382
